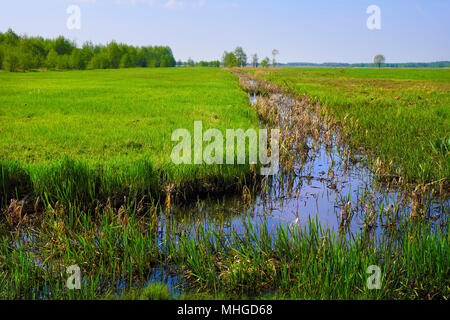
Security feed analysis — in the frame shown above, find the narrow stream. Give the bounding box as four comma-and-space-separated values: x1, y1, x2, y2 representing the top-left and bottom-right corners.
18, 74, 449, 298
144, 74, 448, 296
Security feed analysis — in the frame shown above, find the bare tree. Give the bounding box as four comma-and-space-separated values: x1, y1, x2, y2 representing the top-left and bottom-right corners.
272, 49, 279, 67
234, 46, 247, 67
251, 53, 258, 67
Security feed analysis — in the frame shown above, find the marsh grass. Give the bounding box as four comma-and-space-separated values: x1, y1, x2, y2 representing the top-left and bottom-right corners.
0, 199, 448, 300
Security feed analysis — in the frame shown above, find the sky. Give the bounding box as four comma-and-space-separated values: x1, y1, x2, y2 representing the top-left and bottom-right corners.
0, 0, 449, 63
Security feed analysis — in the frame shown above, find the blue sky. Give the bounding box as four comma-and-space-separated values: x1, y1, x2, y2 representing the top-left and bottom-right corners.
1, 0, 449, 63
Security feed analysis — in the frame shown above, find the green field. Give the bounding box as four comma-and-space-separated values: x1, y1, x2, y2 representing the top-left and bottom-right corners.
0, 68, 259, 204
250, 67, 450, 186
1, 67, 448, 300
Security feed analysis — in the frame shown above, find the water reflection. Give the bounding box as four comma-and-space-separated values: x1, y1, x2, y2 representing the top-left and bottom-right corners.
165, 76, 448, 238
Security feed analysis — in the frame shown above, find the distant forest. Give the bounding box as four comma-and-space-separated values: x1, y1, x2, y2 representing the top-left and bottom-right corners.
1, 29, 448, 72
281, 61, 450, 68
0, 29, 176, 72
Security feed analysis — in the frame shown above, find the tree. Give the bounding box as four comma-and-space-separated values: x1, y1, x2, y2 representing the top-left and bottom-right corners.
18, 48, 34, 71
88, 52, 110, 69
261, 57, 270, 68
107, 41, 121, 69
56, 54, 71, 70
147, 47, 159, 67
21, 38, 45, 68
234, 47, 246, 67
185, 58, 195, 67
46, 49, 58, 69
2, 47, 20, 72
126, 46, 137, 66
162, 46, 176, 67
272, 49, 279, 67
158, 47, 176, 67
222, 51, 238, 68
251, 53, 258, 67
136, 48, 147, 67
234, 46, 247, 67
0, 45, 3, 69
54, 36, 74, 55
80, 42, 94, 66
0, 29, 177, 72
119, 53, 132, 68
4, 28, 19, 45
70, 49, 88, 70
160, 53, 173, 67
374, 54, 385, 68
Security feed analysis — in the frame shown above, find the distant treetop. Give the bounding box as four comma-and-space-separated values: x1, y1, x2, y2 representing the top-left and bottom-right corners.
374, 54, 386, 68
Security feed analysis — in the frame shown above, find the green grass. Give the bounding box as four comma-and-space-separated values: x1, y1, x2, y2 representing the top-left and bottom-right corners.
113, 283, 174, 300
1, 67, 448, 300
249, 67, 450, 185
0, 68, 259, 205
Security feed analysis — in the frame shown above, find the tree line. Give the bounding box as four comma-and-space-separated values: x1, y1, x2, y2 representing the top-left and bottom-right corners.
221, 47, 279, 68
282, 61, 450, 68
0, 29, 176, 72
177, 59, 221, 67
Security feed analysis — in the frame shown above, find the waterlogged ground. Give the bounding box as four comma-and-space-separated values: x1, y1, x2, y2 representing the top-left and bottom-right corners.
168, 74, 447, 234
148, 73, 448, 295
1, 69, 448, 299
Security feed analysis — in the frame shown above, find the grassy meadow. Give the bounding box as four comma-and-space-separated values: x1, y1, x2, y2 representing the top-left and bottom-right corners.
249, 67, 450, 186
0, 66, 448, 300
0, 68, 259, 205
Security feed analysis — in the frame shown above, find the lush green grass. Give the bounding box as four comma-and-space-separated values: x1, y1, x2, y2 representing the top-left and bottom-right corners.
0, 68, 259, 205
1, 67, 448, 300
249, 67, 450, 185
